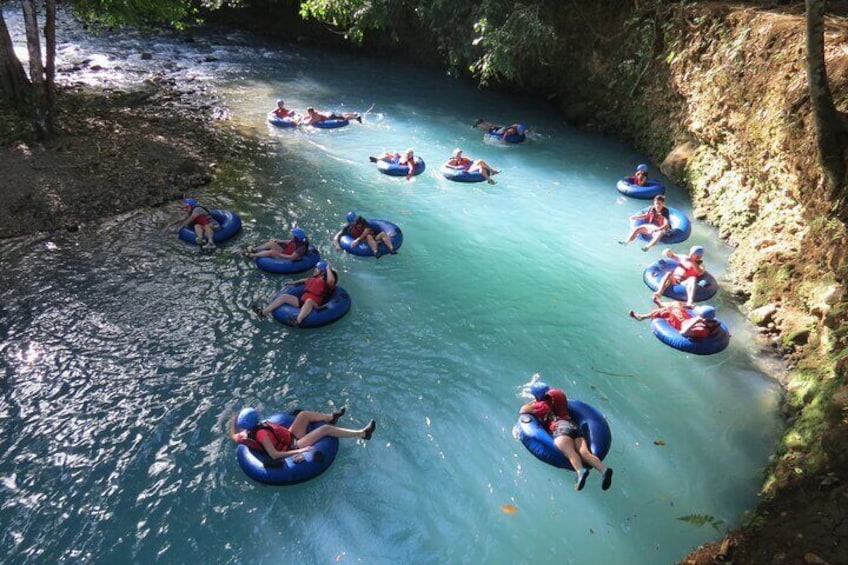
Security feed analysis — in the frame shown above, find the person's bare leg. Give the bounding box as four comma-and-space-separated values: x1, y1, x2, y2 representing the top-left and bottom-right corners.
260, 294, 299, 317
298, 421, 374, 446
295, 299, 319, 325
641, 228, 665, 251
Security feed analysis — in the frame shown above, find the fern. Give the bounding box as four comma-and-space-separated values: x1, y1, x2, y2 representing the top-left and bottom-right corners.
677, 514, 725, 532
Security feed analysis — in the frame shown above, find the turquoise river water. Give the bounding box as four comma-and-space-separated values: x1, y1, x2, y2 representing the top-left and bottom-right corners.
0, 21, 783, 564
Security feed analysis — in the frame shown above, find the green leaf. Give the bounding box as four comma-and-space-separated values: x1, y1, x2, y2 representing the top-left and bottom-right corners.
677, 514, 725, 532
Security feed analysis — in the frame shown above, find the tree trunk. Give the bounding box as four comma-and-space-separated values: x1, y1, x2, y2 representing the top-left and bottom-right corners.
0, 6, 31, 105
806, 0, 848, 215
44, 0, 56, 135
21, 0, 50, 140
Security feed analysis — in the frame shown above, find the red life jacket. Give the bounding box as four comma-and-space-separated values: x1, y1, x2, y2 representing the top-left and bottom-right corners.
530, 400, 555, 430
677, 259, 702, 279
303, 275, 330, 302
687, 319, 720, 339
282, 239, 307, 256
658, 306, 691, 331
238, 421, 292, 453
646, 207, 668, 227
547, 389, 570, 420
348, 217, 368, 238
531, 388, 570, 433
192, 206, 214, 226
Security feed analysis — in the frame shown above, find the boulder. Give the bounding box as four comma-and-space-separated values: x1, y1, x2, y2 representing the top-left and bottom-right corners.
750, 303, 778, 326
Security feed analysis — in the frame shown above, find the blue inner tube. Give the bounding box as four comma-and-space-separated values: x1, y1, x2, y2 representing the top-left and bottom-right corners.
338, 219, 403, 257
616, 177, 666, 199
178, 209, 242, 245
485, 131, 525, 144
267, 113, 298, 128
651, 316, 731, 355
255, 247, 321, 274
236, 412, 340, 486
516, 400, 612, 470
484, 124, 527, 144
440, 164, 486, 183
643, 258, 719, 302
376, 158, 426, 177
310, 118, 349, 129
270, 283, 352, 328
630, 206, 692, 245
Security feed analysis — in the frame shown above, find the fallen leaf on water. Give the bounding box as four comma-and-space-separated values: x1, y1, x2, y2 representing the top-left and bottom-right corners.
654, 439, 666, 446
502, 504, 519, 514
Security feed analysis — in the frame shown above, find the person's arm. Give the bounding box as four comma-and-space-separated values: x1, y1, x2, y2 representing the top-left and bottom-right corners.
285, 277, 308, 287
355, 226, 374, 245
679, 317, 700, 337
333, 228, 345, 250
228, 414, 242, 443
406, 160, 414, 180
519, 401, 538, 415
179, 209, 200, 229
164, 214, 186, 230
630, 211, 649, 220
291, 242, 307, 260
276, 243, 307, 260
325, 266, 337, 287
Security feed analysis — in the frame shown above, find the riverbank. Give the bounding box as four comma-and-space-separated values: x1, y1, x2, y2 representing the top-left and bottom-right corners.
0, 77, 231, 238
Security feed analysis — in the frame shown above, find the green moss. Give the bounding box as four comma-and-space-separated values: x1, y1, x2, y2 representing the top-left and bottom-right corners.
750, 263, 794, 306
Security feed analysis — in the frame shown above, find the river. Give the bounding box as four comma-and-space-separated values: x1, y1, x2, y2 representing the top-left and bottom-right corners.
0, 12, 782, 564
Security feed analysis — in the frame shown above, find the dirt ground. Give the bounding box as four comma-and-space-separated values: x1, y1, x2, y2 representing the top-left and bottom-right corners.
0, 79, 228, 239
